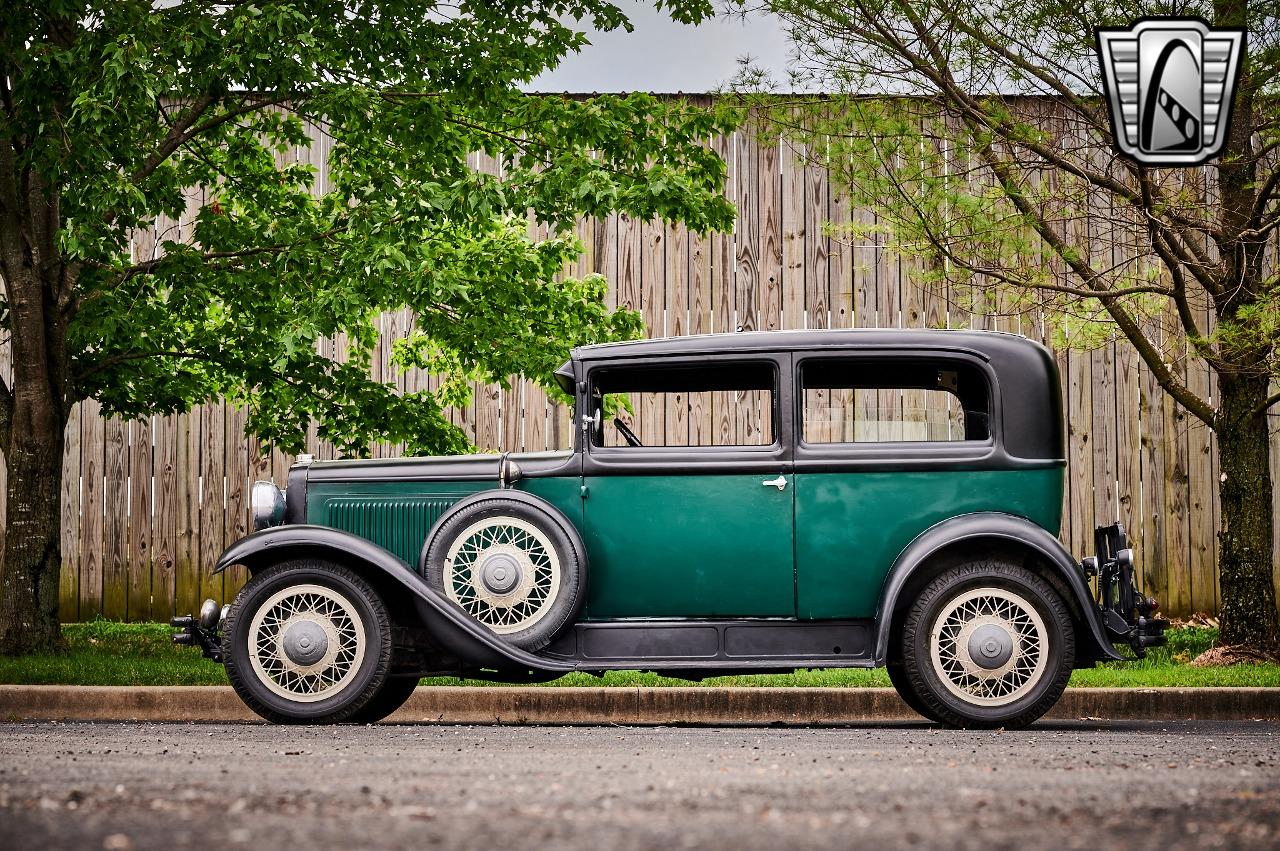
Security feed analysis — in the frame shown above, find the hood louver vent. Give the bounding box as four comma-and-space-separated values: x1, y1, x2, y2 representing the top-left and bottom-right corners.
324, 497, 459, 570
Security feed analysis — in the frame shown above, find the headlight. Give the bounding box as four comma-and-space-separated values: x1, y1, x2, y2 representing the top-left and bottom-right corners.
251, 481, 286, 530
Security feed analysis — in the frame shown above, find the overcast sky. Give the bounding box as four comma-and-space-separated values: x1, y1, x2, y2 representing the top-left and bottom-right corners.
530, 2, 792, 93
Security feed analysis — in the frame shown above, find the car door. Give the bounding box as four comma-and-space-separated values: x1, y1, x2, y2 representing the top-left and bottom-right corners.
579, 352, 795, 619
793, 351, 1014, 619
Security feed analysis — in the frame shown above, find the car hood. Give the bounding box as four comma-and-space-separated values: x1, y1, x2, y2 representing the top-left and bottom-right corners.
303, 451, 574, 483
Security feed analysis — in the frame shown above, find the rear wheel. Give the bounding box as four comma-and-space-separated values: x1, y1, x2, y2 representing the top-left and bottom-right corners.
223, 560, 393, 724
886, 659, 941, 722
900, 561, 1074, 729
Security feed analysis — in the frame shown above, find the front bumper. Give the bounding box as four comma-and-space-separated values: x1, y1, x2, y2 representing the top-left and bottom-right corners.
171, 600, 228, 663
1084, 523, 1169, 658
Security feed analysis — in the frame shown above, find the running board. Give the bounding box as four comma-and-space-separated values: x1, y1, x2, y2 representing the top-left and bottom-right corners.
537, 619, 875, 671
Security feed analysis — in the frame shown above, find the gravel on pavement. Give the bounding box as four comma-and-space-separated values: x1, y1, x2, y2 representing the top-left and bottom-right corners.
0, 720, 1277, 850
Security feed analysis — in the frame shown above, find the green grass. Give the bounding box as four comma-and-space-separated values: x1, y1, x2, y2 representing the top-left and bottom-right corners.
0, 620, 230, 686
0, 621, 1276, 688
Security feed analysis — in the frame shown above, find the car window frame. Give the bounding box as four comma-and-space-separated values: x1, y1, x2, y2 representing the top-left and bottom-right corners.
580, 351, 793, 476
792, 349, 1007, 471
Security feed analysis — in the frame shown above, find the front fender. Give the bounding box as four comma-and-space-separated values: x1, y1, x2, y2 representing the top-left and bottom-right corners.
213, 525, 577, 674
873, 512, 1121, 664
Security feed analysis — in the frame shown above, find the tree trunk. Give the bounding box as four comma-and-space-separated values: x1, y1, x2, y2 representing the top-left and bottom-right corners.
0, 258, 70, 654
0, 411, 66, 654
1215, 373, 1280, 651
0, 188, 73, 655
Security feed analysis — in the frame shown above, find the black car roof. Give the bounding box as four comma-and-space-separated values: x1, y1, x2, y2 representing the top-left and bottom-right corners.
558, 328, 1064, 463
570, 328, 1047, 361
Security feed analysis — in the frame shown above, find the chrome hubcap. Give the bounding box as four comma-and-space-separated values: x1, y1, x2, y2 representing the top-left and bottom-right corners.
929, 587, 1048, 707
281, 620, 329, 666
479, 552, 522, 595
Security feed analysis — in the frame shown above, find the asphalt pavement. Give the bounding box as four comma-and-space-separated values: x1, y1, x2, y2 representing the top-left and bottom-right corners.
0, 720, 1276, 850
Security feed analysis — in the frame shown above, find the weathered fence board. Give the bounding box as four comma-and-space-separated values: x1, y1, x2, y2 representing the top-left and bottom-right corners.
0, 116, 1271, 622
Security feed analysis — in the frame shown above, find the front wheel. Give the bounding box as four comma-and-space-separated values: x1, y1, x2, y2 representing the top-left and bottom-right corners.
899, 561, 1074, 729
223, 560, 393, 724
347, 676, 420, 724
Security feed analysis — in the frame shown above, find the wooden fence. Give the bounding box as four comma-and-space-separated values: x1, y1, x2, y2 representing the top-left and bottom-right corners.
3, 107, 1275, 623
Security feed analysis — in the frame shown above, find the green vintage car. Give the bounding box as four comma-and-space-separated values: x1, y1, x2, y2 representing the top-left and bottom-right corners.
174, 329, 1166, 728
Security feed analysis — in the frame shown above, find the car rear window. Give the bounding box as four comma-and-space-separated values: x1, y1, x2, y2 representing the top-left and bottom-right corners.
591, 361, 776, 448
800, 358, 990, 443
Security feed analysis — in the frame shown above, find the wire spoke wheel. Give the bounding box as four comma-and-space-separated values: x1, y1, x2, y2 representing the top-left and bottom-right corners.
443, 516, 562, 634
928, 586, 1048, 708
248, 583, 366, 703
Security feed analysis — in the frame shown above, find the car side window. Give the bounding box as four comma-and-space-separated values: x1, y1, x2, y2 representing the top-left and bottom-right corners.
590, 361, 776, 448
801, 358, 991, 443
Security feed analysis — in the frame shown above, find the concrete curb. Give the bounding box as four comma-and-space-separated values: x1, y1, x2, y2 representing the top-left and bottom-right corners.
1, 686, 1276, 724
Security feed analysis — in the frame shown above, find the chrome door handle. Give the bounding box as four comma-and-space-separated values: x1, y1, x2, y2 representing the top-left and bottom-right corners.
762, 475, 787, 491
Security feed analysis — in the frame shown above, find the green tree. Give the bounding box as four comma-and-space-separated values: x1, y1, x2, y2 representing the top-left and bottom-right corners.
0, 1, 735, 654
733, 0, 1279, 650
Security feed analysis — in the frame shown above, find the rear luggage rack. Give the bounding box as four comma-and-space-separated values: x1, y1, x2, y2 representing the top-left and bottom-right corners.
1083, 523, 1168, 658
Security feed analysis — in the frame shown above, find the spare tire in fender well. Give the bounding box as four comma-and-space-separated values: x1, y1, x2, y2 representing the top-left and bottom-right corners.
418, 489, 586, 577
419, 488, 588, 651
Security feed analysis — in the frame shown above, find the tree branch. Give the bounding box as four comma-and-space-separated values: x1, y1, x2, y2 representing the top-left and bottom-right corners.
854, 1, 1223, 250
1150, 225, 1222, 369
977, 136, 1217, 425
1136, 167, 1221, 297
1252, 389, 1280, 420
129, 94, 217, 185
111, 220, 350, 280
877, 6, 1216, 425
836, 2, 1219, 425
941, 10, 1104, 132
1251, 164, 1280, 221
75, 348, 310, 393
128, 92, 298, 188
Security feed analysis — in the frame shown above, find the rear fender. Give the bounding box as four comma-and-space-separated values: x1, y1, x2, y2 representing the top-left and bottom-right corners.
213, 526, 576, 673
874, 512, 1121, 664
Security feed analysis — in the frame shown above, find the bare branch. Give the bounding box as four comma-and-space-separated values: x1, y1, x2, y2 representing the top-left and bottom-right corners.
977, 136, 1217, 425
1148, 225, 1223, 368
850, 1, 1223, 254
821, 2, 1218, 425
1136, 167, 1221, 297
1253, 389, 1280, 420
1251, 164, 1280, 220
954, 263, 1172, 299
